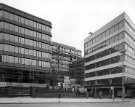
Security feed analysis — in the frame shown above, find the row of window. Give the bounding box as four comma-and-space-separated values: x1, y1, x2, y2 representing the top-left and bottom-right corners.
59, 60, 70, 65
0, 33, 51, 50
52, 63, 69, 68
59, 47, 81, 55
84, 20, 124, 48
85, 32, 124, 55
59, 56, 71, 61
53, 45, 81, 56
0, 10, 51, 32
0, 22, 51, 41
52, 55, 75, 64
85, 43, 125, 63
85, 66, 123, 78
0, 70, 48, 83
85, 55, 123, 70
59, 68, 69, 72
0, 44, 51, 59
1, 55, 50, 68
125, 55, 135, 67
126, 43, 135, 58
125, 21, 135, 38
126, 66, 135, 76
86, 77, 122, 85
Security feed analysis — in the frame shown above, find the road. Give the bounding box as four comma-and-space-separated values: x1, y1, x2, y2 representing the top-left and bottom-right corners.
0, 102, 135, 107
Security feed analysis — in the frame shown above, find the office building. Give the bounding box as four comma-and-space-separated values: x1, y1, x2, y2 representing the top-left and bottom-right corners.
51, 42, 82, 85
84, 12, 135, 98
0, 3, 52, 96
69, 58, 84, 85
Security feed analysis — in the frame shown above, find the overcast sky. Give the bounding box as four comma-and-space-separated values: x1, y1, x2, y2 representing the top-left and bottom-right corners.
1, 0, 135, 55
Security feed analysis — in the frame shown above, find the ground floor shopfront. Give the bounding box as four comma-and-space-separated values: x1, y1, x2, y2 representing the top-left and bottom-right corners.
86, 84, 135, 98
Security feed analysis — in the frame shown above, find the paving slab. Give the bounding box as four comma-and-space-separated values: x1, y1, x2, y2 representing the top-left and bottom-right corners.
0, 97, 129, 103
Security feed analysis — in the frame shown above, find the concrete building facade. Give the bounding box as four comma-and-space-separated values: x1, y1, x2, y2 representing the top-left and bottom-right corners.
69, 58, 84, 85
84, 12, 135, 98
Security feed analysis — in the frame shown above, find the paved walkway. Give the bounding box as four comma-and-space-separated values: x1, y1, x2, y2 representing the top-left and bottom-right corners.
0, 97, 130, 103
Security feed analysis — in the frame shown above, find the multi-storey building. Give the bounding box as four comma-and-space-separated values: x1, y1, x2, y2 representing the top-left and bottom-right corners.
51, 41, 82, 84
0, 3, 52, 96
84, 12, 135, 98
69, 58, 84, 85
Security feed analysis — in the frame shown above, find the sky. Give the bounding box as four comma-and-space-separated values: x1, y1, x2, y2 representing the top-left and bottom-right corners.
1, 0, 135, 56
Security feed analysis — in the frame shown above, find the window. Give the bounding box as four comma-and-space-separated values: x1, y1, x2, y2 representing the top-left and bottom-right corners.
21, 58, 25, 64
33, 21, 37, 28
7, 56, 15, 63
10, 35, 15, 42
38, 23, 42, 30
29, 49, 33, 56
31, 60, 36, 66
33, 41, 36, 47
29, 20, 33, 27
20, 37, 25, 44
20, 17, 25, 24
9, 45, 14, 52
0, 11, 3, 17
9, 13, 14, 21
2, 55, 6, 62
14, 46, 18, 53
0, 22, 4, 29
14, 36, 18, 42
39, 61, 42, 67
114, 24, 119, 32
20, 48, 25, 54
4, 22, 9, 29
37, 32, 42, 39
14, 57, 19, 64
33, 50, 36, 56
33, 31, 36, 37
37, 42, 42, 48
14, 15, 18, 22
110, 26, 115, 34
14, 25, 18, 32
29, 30, 33, 37
4, 33, 10, 41
37, 51, 42, 57
19, 27, 25, 34
0, 44, 3, 50
25, 49, 29, 55
42, 25, 46, 31
119, 21, 124, 29
9, 24, 15, 31
3, 11, 9, 19
106, 30, 110, 37
25, 19, 29, 26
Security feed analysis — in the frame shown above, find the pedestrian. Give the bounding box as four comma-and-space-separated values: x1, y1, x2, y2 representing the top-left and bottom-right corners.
58, 93, 61, 99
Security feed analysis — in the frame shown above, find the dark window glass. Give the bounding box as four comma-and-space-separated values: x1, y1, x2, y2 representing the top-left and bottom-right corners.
85, 56, 121, 70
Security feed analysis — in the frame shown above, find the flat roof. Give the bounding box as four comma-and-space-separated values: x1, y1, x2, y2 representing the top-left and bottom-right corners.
0, 3, 52, 27
84, 12, 135, 43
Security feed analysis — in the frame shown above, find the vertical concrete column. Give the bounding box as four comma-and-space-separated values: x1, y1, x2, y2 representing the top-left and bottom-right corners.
122, 77, 125, 100
122, 85, 125, 100
94, 87, 97, 98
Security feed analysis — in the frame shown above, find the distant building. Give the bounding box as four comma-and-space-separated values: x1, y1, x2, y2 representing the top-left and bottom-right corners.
84, 12, 135, 98
69, 58, 84, 85
51, 42, 82, 84
0, 3, 52, 96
